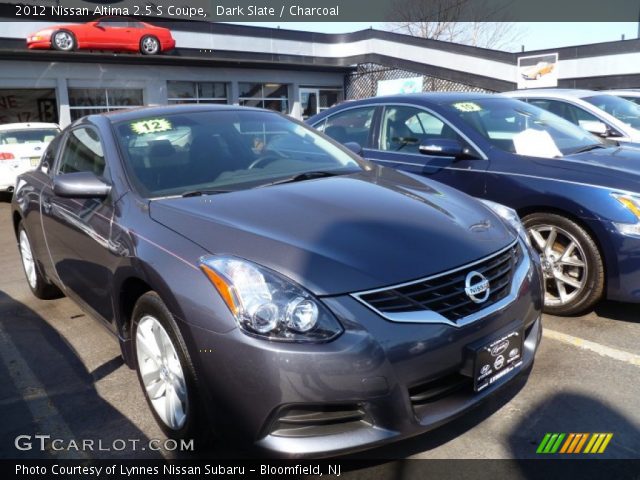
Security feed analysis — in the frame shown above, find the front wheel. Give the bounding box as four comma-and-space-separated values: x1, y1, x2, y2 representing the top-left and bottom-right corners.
523, 212, 604, 315
140, 35, 160, 55
51, 30, 76, 51
18, 223, 62, 299
132, 292, 205, 441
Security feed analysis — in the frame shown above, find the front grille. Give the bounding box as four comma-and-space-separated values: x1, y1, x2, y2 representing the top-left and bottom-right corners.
268, 404, 370, 438
356, 241, 520, 323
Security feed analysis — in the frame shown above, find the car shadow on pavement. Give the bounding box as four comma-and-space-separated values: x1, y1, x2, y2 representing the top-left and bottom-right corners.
594, 300, 640, 324
0, 289, 164, 460
507, 392, 640, 460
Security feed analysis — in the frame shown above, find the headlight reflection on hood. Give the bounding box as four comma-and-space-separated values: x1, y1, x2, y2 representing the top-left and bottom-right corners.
199, 256, 343, 342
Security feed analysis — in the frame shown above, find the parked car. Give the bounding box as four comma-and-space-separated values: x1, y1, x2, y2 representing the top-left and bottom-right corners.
309, 93, 640, 315
607, 89, 640, 106
12, 104, 542, 456
27, 17, 175, 55
521, 61, 555, 80
502, 89, 640, 144
0, 122, 59, 193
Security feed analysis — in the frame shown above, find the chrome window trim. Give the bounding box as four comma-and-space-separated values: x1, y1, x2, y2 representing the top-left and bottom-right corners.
351, 238, 527, 328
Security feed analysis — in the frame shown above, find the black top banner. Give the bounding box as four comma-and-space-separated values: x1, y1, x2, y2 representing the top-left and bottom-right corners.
0, 0, 639, 22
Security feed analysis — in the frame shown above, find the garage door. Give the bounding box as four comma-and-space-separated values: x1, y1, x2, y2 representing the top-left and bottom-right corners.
0, 89, 58, 124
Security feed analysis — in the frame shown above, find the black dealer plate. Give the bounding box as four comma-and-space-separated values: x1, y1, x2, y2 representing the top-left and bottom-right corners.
474, 329, 523, 392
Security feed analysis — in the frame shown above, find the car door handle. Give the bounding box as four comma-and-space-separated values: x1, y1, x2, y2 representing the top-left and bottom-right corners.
42, 199, 52, 214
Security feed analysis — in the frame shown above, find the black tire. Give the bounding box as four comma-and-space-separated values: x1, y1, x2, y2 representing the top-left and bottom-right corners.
17, 222, 62, 300
139, 35, 160, 55
51, 30, 76, 52
522, 212, 604, 315
132, 292, 207, 442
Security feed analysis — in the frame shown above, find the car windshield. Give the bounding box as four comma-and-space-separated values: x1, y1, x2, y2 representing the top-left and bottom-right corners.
0, 129, 59, 145
584, 94, 640, 130
442, 98, 601, 157
114, 110, 362, 198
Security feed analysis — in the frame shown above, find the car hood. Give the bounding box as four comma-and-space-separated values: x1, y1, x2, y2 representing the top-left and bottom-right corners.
149, 167, 515, 296
565, 145, 640, 179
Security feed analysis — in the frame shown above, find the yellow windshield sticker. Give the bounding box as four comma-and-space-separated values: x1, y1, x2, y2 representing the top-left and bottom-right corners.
452, 102, 482, 112
130, 118, 172, 135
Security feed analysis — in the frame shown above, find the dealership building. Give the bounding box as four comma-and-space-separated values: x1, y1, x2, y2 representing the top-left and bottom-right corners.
1, 17, 640, 127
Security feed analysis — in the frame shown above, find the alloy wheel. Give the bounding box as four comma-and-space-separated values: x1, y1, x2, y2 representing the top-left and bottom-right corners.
19, 230, 37, 289
53, 32, 74, 51
141, 37, 159, 54
528, 224, 588, 306
135, 315, 188, 430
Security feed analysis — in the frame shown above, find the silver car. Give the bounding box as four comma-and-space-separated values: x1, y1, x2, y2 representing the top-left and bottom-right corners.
502, 89, 640, 144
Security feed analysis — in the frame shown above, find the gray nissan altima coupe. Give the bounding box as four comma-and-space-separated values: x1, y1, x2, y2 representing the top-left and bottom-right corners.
11, 104, 543, 456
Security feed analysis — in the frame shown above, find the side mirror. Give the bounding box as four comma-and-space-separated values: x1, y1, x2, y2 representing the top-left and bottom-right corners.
419, 139, 476, 159
343, 141, 363, 155
53, 172, 111, 199
579, 120, 609, 137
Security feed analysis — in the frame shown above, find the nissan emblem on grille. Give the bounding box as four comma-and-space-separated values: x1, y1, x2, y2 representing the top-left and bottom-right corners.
464, 271, 490, 303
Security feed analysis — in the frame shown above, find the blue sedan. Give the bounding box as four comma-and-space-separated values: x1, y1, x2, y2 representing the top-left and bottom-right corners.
309, 93, 640, 315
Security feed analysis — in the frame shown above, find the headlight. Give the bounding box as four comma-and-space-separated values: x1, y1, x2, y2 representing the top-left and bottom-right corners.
199, 255, 343, 342
612, 193, 640, 237
479, 199, 531, 247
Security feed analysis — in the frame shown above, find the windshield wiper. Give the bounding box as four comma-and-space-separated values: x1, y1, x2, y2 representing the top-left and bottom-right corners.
181, 189, 234, 198
570, 144, 607, 155
257, 170, 348, 188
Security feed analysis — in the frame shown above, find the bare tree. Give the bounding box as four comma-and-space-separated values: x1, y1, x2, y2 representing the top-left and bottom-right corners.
385, 0, 524, 51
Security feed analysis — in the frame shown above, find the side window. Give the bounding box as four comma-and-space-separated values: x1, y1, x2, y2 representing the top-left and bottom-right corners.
380, 105, 464, 154
528, 99, 601, 129
40, 136, 60, 175
57, 128, 106, 177
321, 107, 375, 147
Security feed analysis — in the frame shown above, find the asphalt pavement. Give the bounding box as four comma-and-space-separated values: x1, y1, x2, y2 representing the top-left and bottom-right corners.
0, 198, 639, 461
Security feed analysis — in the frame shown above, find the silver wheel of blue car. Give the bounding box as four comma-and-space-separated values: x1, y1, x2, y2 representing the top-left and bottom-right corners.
135, 315, 188, 430
529, 224, 587, 306
524, 212, 604, 315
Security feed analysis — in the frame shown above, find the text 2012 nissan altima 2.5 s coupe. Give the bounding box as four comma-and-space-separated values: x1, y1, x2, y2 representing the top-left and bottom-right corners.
12, 105, 542, 456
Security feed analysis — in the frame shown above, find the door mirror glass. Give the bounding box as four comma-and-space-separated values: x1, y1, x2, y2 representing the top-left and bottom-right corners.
579, 120, 609, 137
419, 138, 472, 159
343, 141, 363, 155
53, 171, 111, 198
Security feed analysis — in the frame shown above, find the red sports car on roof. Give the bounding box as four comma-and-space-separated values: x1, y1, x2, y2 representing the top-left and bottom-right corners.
27, 17, 175, 55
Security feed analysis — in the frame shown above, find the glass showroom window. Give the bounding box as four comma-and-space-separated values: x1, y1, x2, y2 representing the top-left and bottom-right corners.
68, 88, 143, 120
167, 81, 228, 104
239, 83, 289, 113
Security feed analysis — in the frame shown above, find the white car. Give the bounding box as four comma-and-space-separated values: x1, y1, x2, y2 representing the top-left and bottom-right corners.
607, 89, 640, 107
0, 123, 60, 192
501, 89, 640, 144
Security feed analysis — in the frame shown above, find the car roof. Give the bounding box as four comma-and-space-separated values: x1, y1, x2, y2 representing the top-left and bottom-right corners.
607, 89, 640, 96
97, 104, 270, 123
335, 92, 498, 107
502, 89, 607, 98
0, 122, 59, 131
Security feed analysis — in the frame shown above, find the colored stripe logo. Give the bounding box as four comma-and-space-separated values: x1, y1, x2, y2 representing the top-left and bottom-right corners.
536, 433, 613, 454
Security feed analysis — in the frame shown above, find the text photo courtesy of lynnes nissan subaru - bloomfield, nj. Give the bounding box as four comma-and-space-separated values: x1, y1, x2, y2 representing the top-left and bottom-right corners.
1, 1, 640, 479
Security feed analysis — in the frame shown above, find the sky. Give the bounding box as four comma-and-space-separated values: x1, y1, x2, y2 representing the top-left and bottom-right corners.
228, 22, 640, 52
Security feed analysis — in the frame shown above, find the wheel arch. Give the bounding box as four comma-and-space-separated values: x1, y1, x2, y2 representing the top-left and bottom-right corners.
12, 210, 22, 241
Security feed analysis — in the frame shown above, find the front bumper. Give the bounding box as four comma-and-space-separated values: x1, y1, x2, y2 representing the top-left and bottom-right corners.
183, 246, 543, 457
